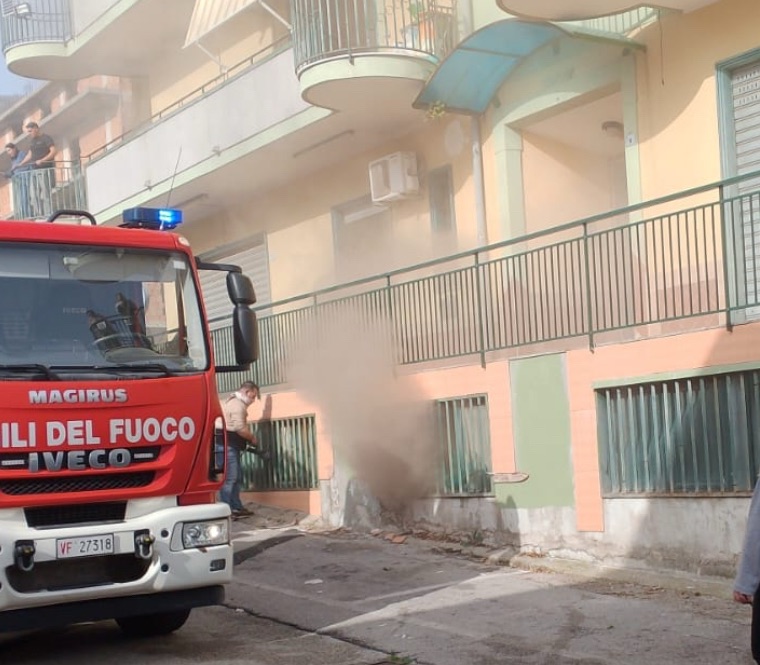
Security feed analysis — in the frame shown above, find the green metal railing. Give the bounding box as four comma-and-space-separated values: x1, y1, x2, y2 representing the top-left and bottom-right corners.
210, 170, 760, 390
9, 161, 86, 220
292, 0, 457, 72
597, 370, 760, 496
563, 6, 660, 36
435, 394, 493, 496
84, 35, 293, 163
241, 415, 318, 491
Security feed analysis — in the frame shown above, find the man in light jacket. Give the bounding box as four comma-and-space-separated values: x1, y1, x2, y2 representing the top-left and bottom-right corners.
735, 480, 760, 662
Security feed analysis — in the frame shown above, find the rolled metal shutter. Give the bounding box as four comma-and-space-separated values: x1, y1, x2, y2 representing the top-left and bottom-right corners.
731, 61, 760, 308
199, 236, 271, 329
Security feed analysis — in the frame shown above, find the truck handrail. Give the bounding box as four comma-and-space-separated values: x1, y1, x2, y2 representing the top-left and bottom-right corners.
46, 209, 97, 226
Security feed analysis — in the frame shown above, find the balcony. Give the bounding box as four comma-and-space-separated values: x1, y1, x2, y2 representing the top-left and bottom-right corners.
495, 0, 718, 22
2, 0, 194, 80
292, 0, 457, 111
83, 44, 322, 225
8, 161, 87, 220
211, 172, 760, 390
0, 0, 72, 52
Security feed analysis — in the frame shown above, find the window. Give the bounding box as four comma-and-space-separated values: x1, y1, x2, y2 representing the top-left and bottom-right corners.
718, 55, 760, 316
435, 394, 493, 496
332, 196, 393, 281
596, 371, 760, 495
0, 243, 208, 373
428, 165, 456, 240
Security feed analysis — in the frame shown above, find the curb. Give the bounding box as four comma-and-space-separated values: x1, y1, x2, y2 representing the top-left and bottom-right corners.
494, 551, 734, 599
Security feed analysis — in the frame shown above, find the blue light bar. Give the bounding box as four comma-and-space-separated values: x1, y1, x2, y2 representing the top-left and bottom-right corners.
121, 207, 183, 229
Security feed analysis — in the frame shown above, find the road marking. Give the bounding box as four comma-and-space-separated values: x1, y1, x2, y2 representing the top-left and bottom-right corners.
232, 578, 492, 640
356, 570, 526, 605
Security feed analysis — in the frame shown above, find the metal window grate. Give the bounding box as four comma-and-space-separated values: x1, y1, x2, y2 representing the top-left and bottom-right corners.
241, 415, 318, 491
435, 394, 493, 496
596, 371, 760, 496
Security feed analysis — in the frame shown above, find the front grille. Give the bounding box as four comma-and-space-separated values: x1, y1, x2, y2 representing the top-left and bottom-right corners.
25, 502, 127, 528
0, 472, 154, 496
6, 555, 150, 593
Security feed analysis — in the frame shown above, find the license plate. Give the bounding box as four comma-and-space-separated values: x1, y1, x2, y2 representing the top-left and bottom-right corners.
56, 534, 115, 559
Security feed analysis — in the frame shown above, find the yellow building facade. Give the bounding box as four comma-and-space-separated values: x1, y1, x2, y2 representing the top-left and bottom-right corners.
5, 0, 760, 577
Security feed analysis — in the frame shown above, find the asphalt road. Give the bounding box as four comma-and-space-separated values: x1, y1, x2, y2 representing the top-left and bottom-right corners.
0, 604, 389, 665
1, 515, 755, 665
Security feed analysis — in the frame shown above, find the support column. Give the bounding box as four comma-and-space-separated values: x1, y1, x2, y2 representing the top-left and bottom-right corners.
495, 124, 527, 242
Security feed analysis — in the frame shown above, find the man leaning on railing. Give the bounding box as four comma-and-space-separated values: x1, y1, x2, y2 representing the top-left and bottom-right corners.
17, 121, 57, 218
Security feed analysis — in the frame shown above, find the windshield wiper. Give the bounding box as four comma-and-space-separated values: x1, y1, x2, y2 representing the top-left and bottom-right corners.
0, 363, 60, 380
47, 363, 179, 377
99, 362, 178, 377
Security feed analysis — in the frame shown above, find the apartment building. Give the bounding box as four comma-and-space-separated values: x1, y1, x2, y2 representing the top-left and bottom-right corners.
0, 75, 126, 219
4, 0, 760, 577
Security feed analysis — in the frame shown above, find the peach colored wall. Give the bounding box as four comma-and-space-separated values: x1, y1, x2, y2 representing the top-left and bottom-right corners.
0, 180, 10, 217
635, 0, 760, 199
480, 35, 631, 245
411, 361, 516, 474
241, 489, 321, 514
237, 388, 334, 481
234, 359, 516, 517
522, 133, 620, 233
567, 320, 760, 532
49, 89, 66, 114
79, 123, 115, 158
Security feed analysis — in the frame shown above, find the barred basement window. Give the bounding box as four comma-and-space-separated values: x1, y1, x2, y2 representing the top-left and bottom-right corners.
596, 371, 760, 496
435, 394, 493, 496
241, 415, 318, 491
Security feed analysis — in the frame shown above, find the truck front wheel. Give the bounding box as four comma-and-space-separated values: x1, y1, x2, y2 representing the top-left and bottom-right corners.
116, 609, 191, 637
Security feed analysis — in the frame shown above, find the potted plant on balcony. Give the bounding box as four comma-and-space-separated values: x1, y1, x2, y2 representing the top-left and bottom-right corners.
406, 1, 454, 56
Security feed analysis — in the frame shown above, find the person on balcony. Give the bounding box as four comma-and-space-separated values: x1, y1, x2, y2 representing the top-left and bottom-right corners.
3, 142, 32, 219
17, 122, 57, 218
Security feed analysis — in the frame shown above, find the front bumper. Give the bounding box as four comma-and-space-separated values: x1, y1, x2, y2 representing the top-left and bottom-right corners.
0, 501, 233, 628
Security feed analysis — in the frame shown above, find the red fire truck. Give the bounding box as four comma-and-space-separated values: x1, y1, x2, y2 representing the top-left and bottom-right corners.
0, 207, 258, 637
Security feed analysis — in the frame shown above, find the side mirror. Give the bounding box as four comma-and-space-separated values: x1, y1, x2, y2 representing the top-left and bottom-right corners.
233, 304, 258, 365
227, 272, 256, 306
198, 259, 260, 373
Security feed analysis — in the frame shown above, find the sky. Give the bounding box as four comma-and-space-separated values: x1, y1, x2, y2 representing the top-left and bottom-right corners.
0, 61, 42, 96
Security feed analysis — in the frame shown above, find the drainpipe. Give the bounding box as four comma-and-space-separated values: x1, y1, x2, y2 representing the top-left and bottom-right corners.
458, 0, 485, 246
472, 115, 488, 247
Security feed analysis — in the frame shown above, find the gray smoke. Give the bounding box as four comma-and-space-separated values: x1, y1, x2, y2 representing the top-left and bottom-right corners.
287, 305, 441, 512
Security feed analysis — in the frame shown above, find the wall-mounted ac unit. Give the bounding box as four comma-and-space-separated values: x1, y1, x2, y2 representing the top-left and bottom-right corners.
369, 151, 419, 203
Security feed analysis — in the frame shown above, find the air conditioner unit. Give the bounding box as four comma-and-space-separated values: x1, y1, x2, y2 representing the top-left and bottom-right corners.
368, 151, 419, 203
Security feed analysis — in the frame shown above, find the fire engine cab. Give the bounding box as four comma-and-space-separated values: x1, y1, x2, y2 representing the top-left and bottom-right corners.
0, 207, 258, 637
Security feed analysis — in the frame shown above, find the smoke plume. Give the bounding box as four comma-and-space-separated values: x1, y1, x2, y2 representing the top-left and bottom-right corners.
287, 305, 441, 512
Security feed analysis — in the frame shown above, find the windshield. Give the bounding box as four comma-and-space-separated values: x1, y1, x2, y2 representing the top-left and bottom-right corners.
0, 243, 208, 372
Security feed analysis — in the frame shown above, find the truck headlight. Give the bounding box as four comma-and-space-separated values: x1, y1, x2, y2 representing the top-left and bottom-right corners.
182, 520, 229, 549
